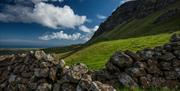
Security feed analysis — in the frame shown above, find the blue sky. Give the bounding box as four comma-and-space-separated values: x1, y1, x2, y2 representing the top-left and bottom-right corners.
0, 0, 126, 48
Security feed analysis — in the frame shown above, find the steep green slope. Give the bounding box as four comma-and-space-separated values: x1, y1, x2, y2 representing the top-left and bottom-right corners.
89, 1, 180, 43
65, 32, 179, 70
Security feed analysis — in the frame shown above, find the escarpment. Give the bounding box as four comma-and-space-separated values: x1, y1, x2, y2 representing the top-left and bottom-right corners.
90, 0, 178, 41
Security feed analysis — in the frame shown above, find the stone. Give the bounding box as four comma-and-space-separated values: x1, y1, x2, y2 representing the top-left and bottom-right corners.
60, 63, 88, 83
126, 67, 146, 77
159, 52, 176, 61
170, 34, 180, 42
18, 84, 28, 91
118, 73, 138, 88
40, 62, 51, 68
46, 54, 54, 61
53, 83, 61, 91
125, 50, 142, 61
174, 67, 180, 79
0, 71, 9, 83
139, 76, 151, 88
49, 68, 57, 81
8, 74, 17, 83
164, 71, 178, 80
34, 68, 49, 78
110, 51, 133, 68
61, 83, 76, 91
21, 72, 33, 78
151, 77, 166, 88
59, 59, 66, 68
34, 51, 47, 60
165, 80, 180, 89
69, 63, 88, 81
89, 81, 116, 91
77, 74, 92, 90
174, 50, 180, 59
29, 83, 38, 90
133, 61, 147, 68
36, 83, 52, 91
160, 62, 172, 71
106, 62, 120, 72
139, 49, 154, 60
163, 43, 173, 52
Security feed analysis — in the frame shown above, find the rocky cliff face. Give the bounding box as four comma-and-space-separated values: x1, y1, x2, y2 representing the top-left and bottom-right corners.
0, 34, 180, 91
90, 0, 177, 41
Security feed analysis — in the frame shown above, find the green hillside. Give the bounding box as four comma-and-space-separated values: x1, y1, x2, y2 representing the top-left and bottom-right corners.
64, 32, 179, 70
49, 1, 180, 70
89, 1, 180, 43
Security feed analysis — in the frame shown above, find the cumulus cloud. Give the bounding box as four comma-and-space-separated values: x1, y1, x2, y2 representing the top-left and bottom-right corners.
96, 14, 107, 20
79, 25, 99, 33
0, 1, 87, 29
39, 25, 99, 41
39, 31, 81, 40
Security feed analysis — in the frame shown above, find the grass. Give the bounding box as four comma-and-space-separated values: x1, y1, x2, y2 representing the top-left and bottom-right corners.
64, 32, 179, 70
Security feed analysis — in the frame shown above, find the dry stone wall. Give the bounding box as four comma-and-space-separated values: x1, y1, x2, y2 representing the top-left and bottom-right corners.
0, 34, 180, 91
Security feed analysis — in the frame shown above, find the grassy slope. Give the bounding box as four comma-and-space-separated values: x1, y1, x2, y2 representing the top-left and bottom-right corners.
90, 1, 180, 43
63, 2, 180, 70
65, 32, 179, 70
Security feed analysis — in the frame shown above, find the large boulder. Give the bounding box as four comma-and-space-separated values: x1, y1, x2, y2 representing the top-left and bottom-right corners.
109, 51, 133, 69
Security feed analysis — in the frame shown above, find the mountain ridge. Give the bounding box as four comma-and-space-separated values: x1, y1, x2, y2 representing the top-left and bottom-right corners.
89, 0, 179, 43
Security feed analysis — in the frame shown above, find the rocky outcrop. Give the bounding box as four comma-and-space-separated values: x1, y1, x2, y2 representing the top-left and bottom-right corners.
90, 0, 178, 41
93, 34, 180, 89
0, 34, 180, 90
0, 51, 115, 91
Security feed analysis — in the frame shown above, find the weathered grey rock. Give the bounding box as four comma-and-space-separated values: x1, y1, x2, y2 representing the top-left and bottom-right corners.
18, 84, 28, 91
34, 51, 47, 60
159, 52, 176, 61
61, 83, 76, 91
160, 62, 172, 71
106, 61, 120, 72
139, 49, 154, 60
59, 59, 66, 68
49, 67, 57, 81
164, 71, 178, 80
151, 77, 166, 88
21, 72, 33, 78
60, 63, 88, 83
174, 50, 180, 59
170, 34, 180, 42
125, 50, 142, 61
8, 74, 17, 83
76, 74, 92, 91
36, 83, 52, 91
126, 67, 146, 77
34, 68, 49, 78
89, 81, 116, 91
110, 51, 133, 68
53, 83, 61, 91
118, 73, 138, 88
139, 76, 151, 88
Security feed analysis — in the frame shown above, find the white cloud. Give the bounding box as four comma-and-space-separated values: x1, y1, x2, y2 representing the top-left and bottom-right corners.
79, 25, 99, 33
120, 0, 134, 4
39, 25, 99, 41
96, 14, 107, 19
39, 31, 81, 40
0, 2, 87, 29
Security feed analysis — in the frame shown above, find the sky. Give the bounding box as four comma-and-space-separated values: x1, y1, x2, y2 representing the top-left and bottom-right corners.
0, 0, 128, 48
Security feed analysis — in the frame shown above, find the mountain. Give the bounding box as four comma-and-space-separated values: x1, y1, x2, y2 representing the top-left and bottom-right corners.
89, 0, 180, 43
